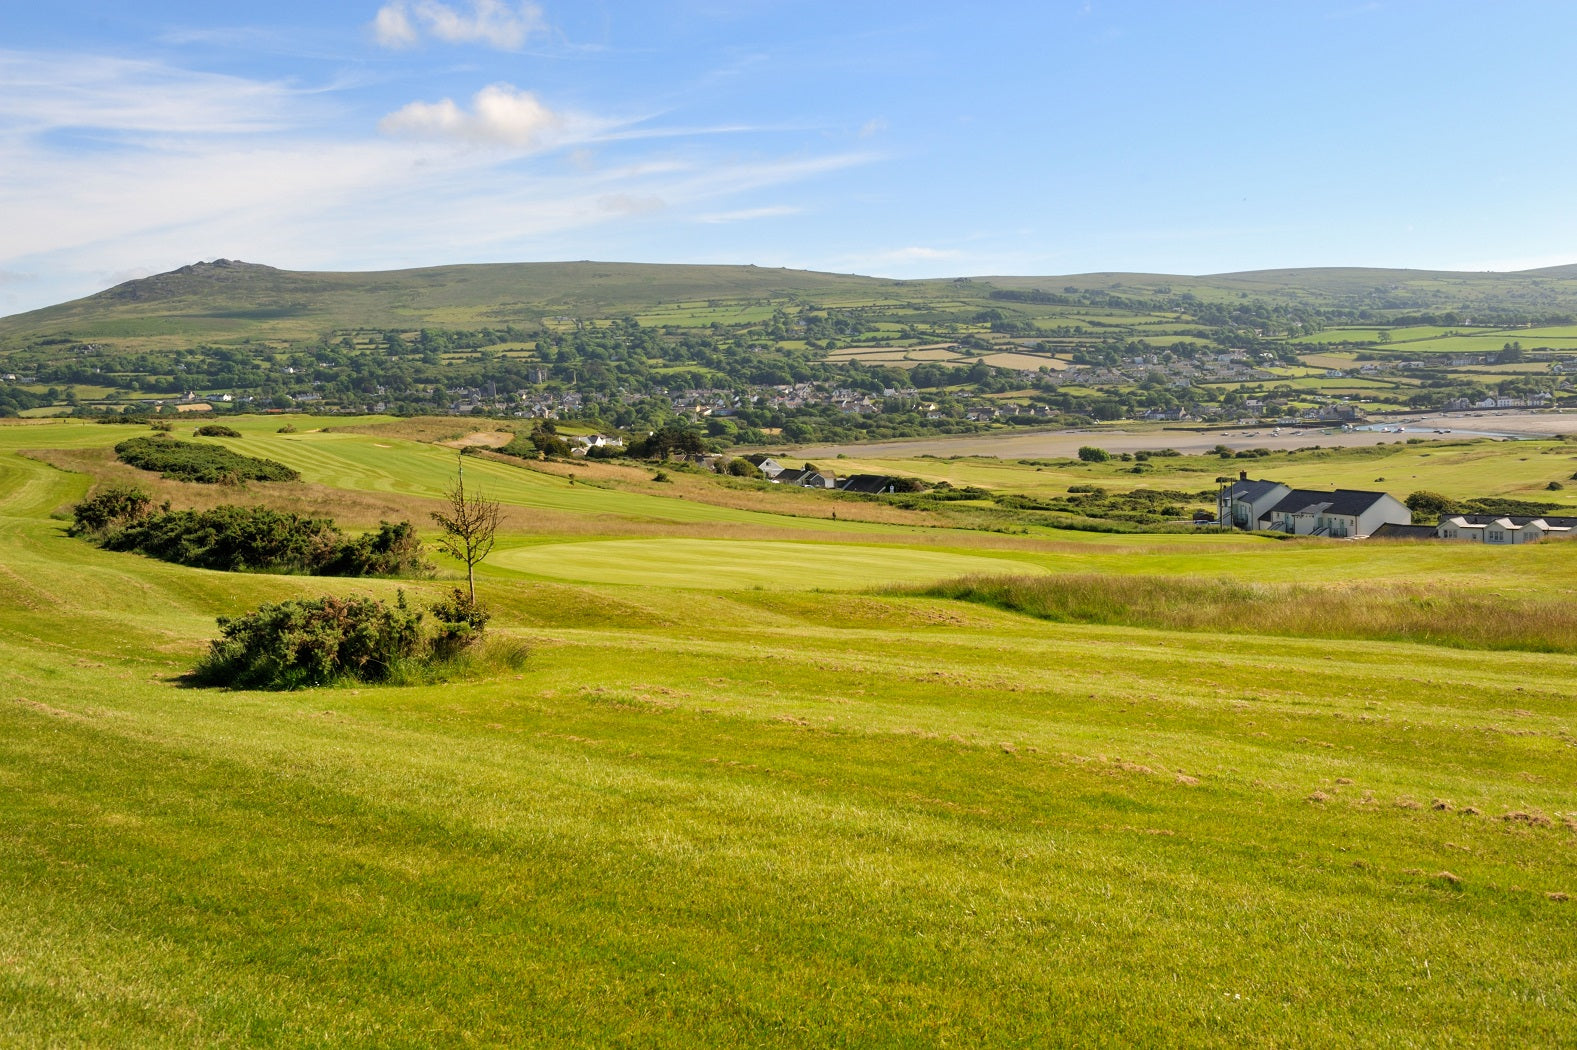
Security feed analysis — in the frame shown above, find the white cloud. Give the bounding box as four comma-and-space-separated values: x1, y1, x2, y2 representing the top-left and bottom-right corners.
697, 205, 801, 223
0, 50, 879, 315
379, 83, 563, 147
372, 1, 545, 50
371, 5, 419, 48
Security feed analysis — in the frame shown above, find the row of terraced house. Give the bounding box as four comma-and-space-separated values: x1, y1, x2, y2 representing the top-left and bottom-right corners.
1217, 472, 1577, 543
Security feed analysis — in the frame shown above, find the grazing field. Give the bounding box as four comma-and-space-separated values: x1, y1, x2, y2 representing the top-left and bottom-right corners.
2, 417, 1575, 1046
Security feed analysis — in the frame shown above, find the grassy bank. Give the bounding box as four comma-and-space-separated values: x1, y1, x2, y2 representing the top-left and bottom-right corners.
907, 572, 1577, 653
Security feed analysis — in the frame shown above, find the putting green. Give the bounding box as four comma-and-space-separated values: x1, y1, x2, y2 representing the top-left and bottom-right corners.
493, 538, 1045, 589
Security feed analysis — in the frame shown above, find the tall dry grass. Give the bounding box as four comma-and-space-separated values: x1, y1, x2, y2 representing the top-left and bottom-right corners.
908, 573, 1577, 653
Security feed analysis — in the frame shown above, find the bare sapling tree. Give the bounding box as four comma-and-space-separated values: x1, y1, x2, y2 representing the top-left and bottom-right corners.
430, 456, 502, 603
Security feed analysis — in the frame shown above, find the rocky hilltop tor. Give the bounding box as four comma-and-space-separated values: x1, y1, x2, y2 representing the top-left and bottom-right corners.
102, 258, 284, 302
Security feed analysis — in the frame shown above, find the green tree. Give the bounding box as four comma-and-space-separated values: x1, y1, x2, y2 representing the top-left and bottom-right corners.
1405, 490, 1460, 517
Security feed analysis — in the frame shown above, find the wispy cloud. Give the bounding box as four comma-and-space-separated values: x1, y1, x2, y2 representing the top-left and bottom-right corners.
0, 48, 878, 315
697, 205, 801, 223
0, 49, 309, 136
372, 0, 546, 51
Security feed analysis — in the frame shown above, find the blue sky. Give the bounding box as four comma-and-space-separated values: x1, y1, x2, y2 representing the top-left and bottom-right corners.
3, 1, 1576, 314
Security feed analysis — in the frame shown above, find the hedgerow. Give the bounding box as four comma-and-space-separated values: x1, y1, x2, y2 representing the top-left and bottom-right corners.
114, 435, 299, 483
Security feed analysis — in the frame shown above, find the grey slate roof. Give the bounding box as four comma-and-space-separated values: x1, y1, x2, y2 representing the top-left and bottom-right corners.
1444, 513, 1577, 528
1369, 523, 1438, 540
1263, 489, 1396, 518
1225, 479, 1285, 503
839, 474, 896, 494
774, 468, 829, 487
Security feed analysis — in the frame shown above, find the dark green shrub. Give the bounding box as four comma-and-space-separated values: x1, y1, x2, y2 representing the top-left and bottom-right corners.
502, 421, 571, 459
428, 588, 491, 657
1077, 446, 1110, 463
1405, 490, 1461, 516
99, 506, 428, 577
194, 424, 242, 438
115, 436, 300, 484
105, 506, 339, 573
1548, 481, 1565, 491
319, 521, 429, 578
194, 593, 424, 689
725, 458, 763, 478
68, 485, 160, 537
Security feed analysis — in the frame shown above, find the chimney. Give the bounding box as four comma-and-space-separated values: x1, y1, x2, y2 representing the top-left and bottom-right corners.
1239, 470, 1248, 482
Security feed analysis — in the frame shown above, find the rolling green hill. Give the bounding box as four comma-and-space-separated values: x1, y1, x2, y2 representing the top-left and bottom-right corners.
0, 259, 911, 347
8, 258, 1577, 350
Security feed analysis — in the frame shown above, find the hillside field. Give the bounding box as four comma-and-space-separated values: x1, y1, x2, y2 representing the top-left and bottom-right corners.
2, 416, 1575, 1046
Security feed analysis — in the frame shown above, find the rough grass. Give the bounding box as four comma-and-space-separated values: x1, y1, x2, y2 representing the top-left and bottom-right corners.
908, 573, 1577, 653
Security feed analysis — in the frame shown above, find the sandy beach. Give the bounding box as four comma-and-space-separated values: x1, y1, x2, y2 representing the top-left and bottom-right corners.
785, 410, 1575, 461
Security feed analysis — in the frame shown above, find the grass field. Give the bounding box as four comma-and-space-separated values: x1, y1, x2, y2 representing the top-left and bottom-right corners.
822, 438, 1577, 508
2, 417, 1576, 1046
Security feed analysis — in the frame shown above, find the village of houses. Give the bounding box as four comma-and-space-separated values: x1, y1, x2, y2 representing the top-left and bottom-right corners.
580, 431, 1577, 547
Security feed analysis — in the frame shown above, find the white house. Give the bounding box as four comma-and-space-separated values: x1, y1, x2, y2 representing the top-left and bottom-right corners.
772, 467, 836, 489
1258, 488, 1412, 538
1218, 473, 1290, 530
743, 455, 786, 478
1438, 514, 1577, 544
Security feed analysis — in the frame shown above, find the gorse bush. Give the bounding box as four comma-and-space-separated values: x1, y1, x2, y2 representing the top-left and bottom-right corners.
316, 521, 429, 577
427, 587, 491, 657
194, 589, 519, 689
194, 424, 242, 438
105, 506, 339, 573
80, 501, 429, 577
194, 594, 425, 689
66, 485, 160, 536
115, 436, 300, 484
